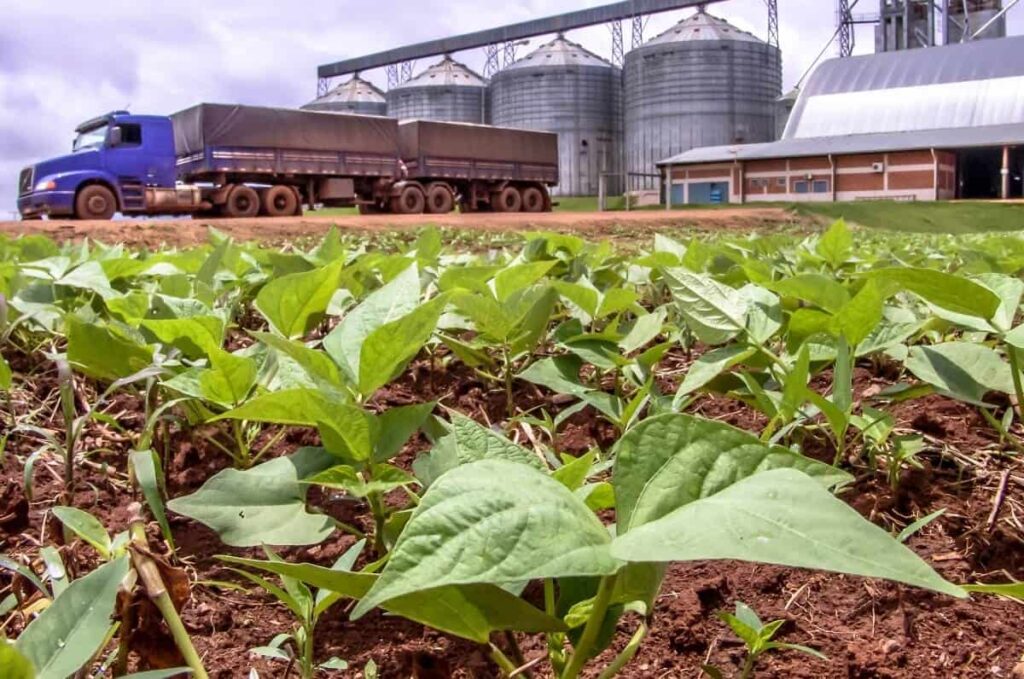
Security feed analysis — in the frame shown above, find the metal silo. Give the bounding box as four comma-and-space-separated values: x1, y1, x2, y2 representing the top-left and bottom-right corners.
386, 56, 487, 123
623, 9, 782, 189
302, 75, 387, 116
489, 35, 623, 197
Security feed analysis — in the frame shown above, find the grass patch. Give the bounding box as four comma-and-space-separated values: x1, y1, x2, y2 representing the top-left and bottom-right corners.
792, 201, 1024, 234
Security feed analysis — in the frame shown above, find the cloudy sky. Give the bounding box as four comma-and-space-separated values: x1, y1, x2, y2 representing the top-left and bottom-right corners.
2, 0, 1021, 215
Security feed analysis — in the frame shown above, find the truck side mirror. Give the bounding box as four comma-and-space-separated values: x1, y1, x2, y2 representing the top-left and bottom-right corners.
108, 126, 123, 147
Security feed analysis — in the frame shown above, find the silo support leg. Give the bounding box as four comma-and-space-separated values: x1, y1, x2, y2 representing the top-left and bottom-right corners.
665, 165, 673, 211
1002, 146, 1011, 200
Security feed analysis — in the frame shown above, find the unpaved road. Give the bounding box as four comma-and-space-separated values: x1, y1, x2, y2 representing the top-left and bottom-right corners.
0, 207, 808, 247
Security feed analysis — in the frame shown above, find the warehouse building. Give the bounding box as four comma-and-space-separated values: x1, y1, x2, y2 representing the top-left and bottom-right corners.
657, 35, 1024, 204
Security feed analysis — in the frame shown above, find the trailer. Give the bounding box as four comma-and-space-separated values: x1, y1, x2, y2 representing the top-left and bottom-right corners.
16, 104, 559, 220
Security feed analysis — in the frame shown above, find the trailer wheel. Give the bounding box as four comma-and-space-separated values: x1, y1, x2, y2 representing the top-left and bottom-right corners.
521, 187, 546, 213
492, 186, 522, 213
223, 185, 260, 218
261, 185, 298, 218
74, 184, 117, 220
391, 186, 426, 215
425, 184, 454, 214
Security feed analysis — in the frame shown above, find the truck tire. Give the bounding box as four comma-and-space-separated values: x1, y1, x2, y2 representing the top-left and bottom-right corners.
391, 186, 426, 215
261, 185, 299, 218
425, 184, 454, 214
75, 185, 117, 220
521, 187, 546, 213
492, 186, 522, 213
223, 185, 260, 218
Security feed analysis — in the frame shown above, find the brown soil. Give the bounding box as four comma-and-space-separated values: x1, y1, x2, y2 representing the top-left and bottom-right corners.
0, 207, 806, 248
2, 347, 1022, 678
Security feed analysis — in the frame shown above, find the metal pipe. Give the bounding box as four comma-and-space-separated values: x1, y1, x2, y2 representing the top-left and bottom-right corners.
971, 0, 1019, 40
665, 164, 673, 210
1002, 145, 1011, 200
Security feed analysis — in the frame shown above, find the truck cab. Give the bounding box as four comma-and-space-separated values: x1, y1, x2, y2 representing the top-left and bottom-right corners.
17, 112, 178, 220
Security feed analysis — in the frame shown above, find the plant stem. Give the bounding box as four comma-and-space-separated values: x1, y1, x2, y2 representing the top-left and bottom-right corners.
367, 490, 388, 556
302, 623, 315, 679
595, 621, 648, 679
232, 419, 251, 468
489, 642, 518, 677
561, 573, 619, 679
544, 578, 567, 675
57, 360, 76, 502
738, 652, 758, 679
504, 348, 515, 419
1006, 343, 1024, 420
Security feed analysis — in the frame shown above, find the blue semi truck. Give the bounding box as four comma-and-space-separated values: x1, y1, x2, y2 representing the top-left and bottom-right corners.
17, 104, 558, 220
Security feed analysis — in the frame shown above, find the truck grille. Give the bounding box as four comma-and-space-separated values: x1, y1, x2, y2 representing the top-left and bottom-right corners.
18, 167, 33, 195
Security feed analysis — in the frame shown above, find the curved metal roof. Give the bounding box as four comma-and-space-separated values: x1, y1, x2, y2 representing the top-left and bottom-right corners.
504, 34, 613, 70
396, 56, 487, 89
307, 75, 385, 106
641, 8, 764, 47
785, 35, 1024, 139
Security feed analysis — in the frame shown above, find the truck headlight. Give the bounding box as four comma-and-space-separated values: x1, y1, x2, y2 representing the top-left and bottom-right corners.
34, 179, 56, 192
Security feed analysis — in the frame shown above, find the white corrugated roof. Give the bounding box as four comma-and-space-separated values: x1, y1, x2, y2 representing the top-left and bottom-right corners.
642, 8, 763, 47
307, 75, 385, 105
397, 56, 487, 89
505, 34, 612, 70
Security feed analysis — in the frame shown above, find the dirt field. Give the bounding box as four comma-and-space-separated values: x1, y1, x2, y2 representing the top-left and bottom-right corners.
0, 207, 807, 247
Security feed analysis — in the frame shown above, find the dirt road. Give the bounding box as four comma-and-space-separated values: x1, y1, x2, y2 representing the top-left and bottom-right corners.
0, 207, 807, 248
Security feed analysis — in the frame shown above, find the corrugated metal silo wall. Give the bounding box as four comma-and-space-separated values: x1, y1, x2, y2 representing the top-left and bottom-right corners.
489, 65, 623, 196
624, 41, 782, 190
302, 102, 389, 116
386, 87, 487, 123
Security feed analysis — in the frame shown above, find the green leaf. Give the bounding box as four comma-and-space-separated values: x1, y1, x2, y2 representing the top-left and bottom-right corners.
199, 349, 257, 407
0, 353, 11, 391
897, 509, 946, 543
815, 219, 852, 268
551, 451, 596, 492
213, 389, 342, 427
141, 316, 224, 360
50, 507, 111, 559
780, 345, 810, 421
16, 556, 130, 679
831, 279, 885, 348
963, 582, 1024, 601
66, 317, 153, 382
613, 414, 850, 533
120, 670, 193, 679
306, 464, 416, 498
0, 643, 35, 679
130, 450, 175, 550
494, 261, 556, 302
251, 332, 344, 390
904, 342, 1015, 405
663, 268, 748, 345
865, 267, 1000, 320
352, 459, 620, 619
676, 346, 756, 401
518, 355, 590, 398
770, 274, 850, 314
374, 402, 436, 463
255, 259, 342, 339
610, 468, 965, 598
323, 263, 420, 381
358, 294, 446, 397
508, 287, 558, 357
448, 413, 543, 469
832, 335, 853, 414
167, 447, 336, 547
619, 308, 667, 355
316, 406, 374, 463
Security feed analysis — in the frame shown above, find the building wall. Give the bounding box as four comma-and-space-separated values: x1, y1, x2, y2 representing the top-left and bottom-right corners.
666, 149, 951, 204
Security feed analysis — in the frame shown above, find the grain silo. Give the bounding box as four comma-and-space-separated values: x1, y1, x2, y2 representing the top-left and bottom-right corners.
489, 35, 622, 197
386, 56, 487, 123
302, 75, 387, 116
623, 9, 782, 189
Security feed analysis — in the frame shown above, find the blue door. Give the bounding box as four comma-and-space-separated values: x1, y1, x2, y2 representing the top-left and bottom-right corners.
687, 181, 730, 205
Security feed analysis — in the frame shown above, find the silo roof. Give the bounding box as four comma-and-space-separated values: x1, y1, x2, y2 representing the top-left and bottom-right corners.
642, 8, 764, 46
307, 75, 385, 106
785, 35, 1024, 139
505, 34, 613, 70
395, 56, 487, 89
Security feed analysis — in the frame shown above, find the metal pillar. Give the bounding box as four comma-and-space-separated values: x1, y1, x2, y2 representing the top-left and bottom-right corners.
1002, 146, 1011, 200
631, 15, 647, 48
400, 61, 415, 82
838, 0, 855, 56
317, 77, 329, 98
765, 0, 779, 48
502, 41, 518, 67
610, 20, 625, 65
483, 44, 501, 78
386, 64, 400, 90
665, 165, 673, 210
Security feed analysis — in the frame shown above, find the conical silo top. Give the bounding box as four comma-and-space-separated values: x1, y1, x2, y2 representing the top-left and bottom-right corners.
396, 56, 487, 88
307, 75, 385, 106
505, 34, 613, 70
643, 8, 764, 46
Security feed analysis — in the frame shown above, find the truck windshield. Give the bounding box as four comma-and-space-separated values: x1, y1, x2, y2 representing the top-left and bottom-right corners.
73, 124, 108, 152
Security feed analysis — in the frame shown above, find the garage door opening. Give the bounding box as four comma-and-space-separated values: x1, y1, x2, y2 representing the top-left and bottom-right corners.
958, 147, 1023, 199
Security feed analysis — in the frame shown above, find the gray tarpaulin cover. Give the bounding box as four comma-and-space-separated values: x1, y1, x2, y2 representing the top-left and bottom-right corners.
171, 103, 401, 157
398, 120, 558, 165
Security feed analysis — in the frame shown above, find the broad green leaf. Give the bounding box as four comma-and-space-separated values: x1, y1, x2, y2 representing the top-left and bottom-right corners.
219, 557, 565, 643
449, 413, 543, 469
830, 280, 885, 349
66, 317, 153, 382
610, 468, 965, 598
653, 233, 688, 262
663, 268, 748, 345
676, 346, 756, 401
1003, 323, 1024, 351
551, 451, 596, 491
55, 260, 117, 300
815, 219, 852, 268
770, 274, 850, 314
317, 407, 374, 462
963, 582, 1024, 600
306, 464, 416, 498
904, 342, 1015, 404
739, 284, 782, 345
199, 349, 257, 407
0, 643, 35, 679
780, 345, 810, 421
519, 356, 590, 398
619, 308, 667, 354
323, 263, 420, 381
553, 280, 600, 321
51, 507, 111, 559
494, 261, 556, 302
453, 291, 512, 340
213, 389, 341, 426
16, 556, 130, 679
865, 268, 1000, 320
438, 265, 501, 295
832, 335, 853, 414
613, 414, 850, 532
358, 294, 446, 397
352, 459, 620, 618
251, 332, 343, 390
141, 317, 224, 360
255, 259, 343, 339
167, 447, 336, 547
374, 402, 436, 463
508, 287, 558, 357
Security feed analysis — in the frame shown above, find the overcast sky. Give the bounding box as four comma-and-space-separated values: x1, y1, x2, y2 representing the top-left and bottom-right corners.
2, 0, 1021, 215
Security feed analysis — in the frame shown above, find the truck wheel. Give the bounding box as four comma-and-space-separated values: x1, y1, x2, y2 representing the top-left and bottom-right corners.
522, 187, 546, 213
261, 185, 298, 218
492, 186, 522, 213
75, 185, 117, 220
391, 186, 425, 215
425, 184, 454, 214
223, 185, 260, 218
